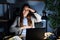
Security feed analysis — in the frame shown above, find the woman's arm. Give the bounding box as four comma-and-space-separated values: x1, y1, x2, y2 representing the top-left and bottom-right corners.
29, 8, 42, 22
10, 17, 19, 33
33, 12, 42, 22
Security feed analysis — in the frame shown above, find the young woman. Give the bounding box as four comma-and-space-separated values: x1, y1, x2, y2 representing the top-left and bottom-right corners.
10, 4, 42, 40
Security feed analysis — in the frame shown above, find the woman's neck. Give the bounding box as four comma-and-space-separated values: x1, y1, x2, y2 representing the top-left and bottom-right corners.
24, 15, 26, 18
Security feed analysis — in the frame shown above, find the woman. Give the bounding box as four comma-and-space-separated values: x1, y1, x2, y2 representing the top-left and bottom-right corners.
10, 4, 42, 40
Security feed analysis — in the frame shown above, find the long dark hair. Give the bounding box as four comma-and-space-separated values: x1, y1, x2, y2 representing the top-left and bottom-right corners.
20, 3, 36, 27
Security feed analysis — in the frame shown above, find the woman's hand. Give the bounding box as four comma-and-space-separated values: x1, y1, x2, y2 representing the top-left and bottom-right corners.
28, 8, 35, 13
25, 7, 35, 13
20, 26, 32, 29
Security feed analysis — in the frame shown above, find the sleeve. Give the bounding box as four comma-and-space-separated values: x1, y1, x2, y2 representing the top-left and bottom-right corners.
33, 12, 42, 22
10, 17, 19, 33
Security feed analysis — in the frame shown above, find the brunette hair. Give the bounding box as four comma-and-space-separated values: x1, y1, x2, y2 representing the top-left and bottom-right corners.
20, 3, 36, 27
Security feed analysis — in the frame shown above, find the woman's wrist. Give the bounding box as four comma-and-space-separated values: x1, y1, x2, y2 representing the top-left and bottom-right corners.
33, 11, 36, 13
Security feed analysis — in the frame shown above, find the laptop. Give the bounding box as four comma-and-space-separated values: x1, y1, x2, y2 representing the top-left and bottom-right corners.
26, 28, 46, 40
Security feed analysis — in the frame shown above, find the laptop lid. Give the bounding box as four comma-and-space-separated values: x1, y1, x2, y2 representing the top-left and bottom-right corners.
26, 28, 46, 40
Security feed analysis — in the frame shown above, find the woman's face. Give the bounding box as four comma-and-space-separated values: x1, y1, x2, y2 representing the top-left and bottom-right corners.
23, 6, 29, 17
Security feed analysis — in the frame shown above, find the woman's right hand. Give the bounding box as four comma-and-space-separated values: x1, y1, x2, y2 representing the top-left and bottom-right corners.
20, 26, 32, 29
